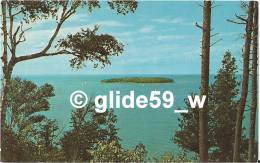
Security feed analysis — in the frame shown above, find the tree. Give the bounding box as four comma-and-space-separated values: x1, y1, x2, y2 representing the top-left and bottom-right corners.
233, 1, 254, 161
248, 1, 258, 162
60, 103, 148, 162
1, 0, 138, 125
34, 119, 63, 161
5, 77, 55, 136
2, 77, 60, 161
38, 119, 59, 151
3, 77, 147, 162
1, 124, 33, 161
92, 141, 147, 162
197, 0, 212, 161
208, 52, 240, 161
174, 94, 200, 154
174, 51, 244, 161
60, 103, 120, 161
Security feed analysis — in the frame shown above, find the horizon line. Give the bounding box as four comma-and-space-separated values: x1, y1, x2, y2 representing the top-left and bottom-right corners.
10, 73, 243, 76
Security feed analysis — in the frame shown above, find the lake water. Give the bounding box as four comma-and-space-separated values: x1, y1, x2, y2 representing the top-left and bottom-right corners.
19, 74, 254, 156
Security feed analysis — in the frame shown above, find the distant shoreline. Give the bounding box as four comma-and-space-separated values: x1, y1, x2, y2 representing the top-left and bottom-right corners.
101, 77, 174, 83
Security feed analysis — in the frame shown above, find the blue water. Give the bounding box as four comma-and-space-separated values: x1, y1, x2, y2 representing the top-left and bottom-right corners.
18, 74, 255, 156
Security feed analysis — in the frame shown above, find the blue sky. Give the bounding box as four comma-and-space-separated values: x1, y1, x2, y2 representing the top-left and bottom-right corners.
13, 1, 244, 75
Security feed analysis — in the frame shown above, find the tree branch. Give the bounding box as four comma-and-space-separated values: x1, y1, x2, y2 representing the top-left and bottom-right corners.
210, 38, 223, 47
7, 43, 12, 53
15, 3, 69, 63
12, 10, 22, 17
15, 2, 84, 64
195, 22, 204, 30
15, 50, 72, 63
13, 25, 20, 41
227, 19, 246, 25
40, 19, 64, 54
15, 25, 31, 46
210, 33, 219, 37
235, 14, 247, 22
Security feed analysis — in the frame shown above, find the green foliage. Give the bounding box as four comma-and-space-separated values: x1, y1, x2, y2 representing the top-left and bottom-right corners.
57, 26, 124, 69
108, 0, 138, 15
6, 77, 55, 135
6, 0, 138, 70
1, 1, 145, 161
2, 77, 61, 162
31, 118, 64, 162
9, 1, 63, 23
1, 124, 33, 161
174, 95, 200, 153
60, 102, 120, 161
153, 151, 193, 162
174, 51, 243, 161
59, 101, 147, 162
10, 1, 137, 23
2, 77, 148, 162
207, 51, 240, 161
38, 119, 59, 150
92, 141, 147, 162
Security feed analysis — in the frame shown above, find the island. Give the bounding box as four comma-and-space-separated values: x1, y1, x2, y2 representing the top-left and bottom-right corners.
101, 77, 174, 83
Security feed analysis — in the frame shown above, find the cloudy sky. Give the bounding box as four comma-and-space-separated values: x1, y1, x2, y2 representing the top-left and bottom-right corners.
13, 1, 244, 75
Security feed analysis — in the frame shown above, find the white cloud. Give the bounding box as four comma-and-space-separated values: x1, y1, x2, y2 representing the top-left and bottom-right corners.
157, 34, 194, 41
69, 13, 89, 22
90, 20, 126, 27
152, 17, 193, 26
113, 31, 133, 37
139, 26, 154, 33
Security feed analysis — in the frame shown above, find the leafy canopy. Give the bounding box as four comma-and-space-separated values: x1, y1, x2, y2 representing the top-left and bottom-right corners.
60, 102, 120, 161
6, 0, 137, 69
56, 26, 124, 69
6, 77, 55, 134
3, 77, 146, 162
3, 77, 60, 162
174, 51, 244, 161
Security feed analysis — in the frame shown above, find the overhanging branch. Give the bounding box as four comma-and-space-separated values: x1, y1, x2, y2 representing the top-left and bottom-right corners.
14, 2, 80, 63
15, 50, 73, 63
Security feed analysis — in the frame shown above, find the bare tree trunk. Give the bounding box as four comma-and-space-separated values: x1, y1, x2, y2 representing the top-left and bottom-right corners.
1, 1, 23, 125
199, 1, 211, 161
248, 1, 258, 162
233, 1, 254, 162
1, 0, 8, 125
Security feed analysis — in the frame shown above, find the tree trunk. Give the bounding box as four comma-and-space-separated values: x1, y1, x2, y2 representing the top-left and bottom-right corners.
199, 1, 211, 161
1, 0, 8, 125
233, 1, 254, 161
248, 1, 258, 162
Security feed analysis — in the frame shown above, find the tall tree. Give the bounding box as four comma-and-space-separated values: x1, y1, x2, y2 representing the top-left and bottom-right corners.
174, 51, 242, 161
0, 0, 137, 124
199, 1, 211, 161
5, 77, 55, 135
208, 52, 240, 161
2, 77, 57, 161
1, 0, 8, 125
233, 1, 254, 161
248, 1, 258, 162
60, 103, 120, 161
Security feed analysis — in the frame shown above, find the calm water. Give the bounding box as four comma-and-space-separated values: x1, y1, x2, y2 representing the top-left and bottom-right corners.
18, 74, 255, 156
